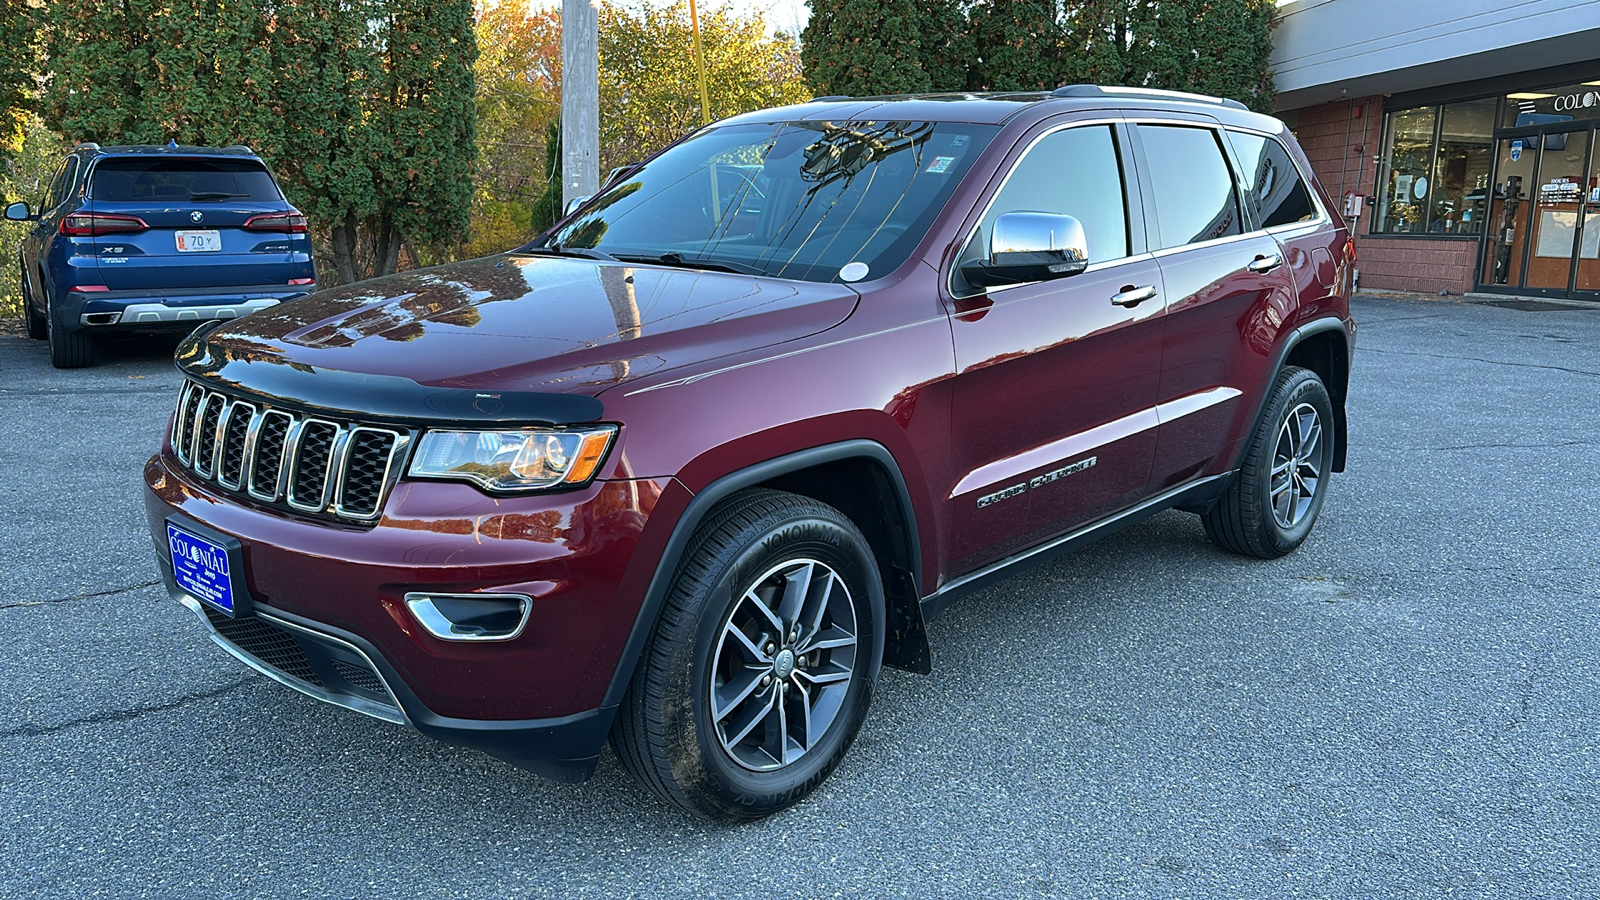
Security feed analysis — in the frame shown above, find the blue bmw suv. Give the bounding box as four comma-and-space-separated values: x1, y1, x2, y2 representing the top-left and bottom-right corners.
6, 143, 316, 368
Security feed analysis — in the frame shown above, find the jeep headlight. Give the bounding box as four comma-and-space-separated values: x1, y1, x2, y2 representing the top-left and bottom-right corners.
408, 425, 617, 492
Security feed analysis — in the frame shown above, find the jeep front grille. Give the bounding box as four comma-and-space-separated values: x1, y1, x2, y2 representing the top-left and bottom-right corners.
171, 381, 409, 523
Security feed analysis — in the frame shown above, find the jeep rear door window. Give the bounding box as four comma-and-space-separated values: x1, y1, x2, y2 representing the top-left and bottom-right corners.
1140, 125, 1243, 248
90, 158, 283, 203
960, 124, 1129, 271
540, 121, 997, 283
1225, 131, 1317, 228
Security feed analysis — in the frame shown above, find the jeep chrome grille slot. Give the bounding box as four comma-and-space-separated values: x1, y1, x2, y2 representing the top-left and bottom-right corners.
216, 402, 255, 490
248, 411, 294, 500
287, 420, 343, 511
169, 382, 407, 523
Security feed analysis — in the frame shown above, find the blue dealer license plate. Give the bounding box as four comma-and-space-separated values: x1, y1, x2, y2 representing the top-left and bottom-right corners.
167, 523, 238, 615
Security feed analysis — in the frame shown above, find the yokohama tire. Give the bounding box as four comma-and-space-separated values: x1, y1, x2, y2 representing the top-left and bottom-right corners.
611, 488, 885, 822
1202, 366, 1334, 559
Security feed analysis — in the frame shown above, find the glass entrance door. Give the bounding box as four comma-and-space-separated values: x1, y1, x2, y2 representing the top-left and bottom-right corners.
1577, 135, 1600, 294
1524, 130, 1590, 291
1481, 138, 1537, 287
1479, 128, 1597, 295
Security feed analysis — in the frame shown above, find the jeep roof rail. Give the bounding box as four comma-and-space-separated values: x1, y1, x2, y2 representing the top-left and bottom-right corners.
809, 95, 851, 102
1050, 84, 1249, 111
73, 142, 101, 151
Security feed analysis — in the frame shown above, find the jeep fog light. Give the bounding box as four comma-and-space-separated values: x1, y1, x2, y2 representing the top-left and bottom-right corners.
405, 592, 531, 642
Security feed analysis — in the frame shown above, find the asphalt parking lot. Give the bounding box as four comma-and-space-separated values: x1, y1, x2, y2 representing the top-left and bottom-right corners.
2, 293, 1597, 899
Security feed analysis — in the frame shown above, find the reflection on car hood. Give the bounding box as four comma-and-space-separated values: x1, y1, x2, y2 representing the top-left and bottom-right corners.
179, 254, 860, 398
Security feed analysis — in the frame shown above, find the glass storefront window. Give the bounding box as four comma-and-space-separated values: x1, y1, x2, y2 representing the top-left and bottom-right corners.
1432, 99, 1496, 235
1375, 107, 1436, 233
1375, 100, 1495, 235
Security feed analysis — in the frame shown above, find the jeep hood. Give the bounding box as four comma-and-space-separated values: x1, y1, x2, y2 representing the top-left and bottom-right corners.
179, 254, 859, 400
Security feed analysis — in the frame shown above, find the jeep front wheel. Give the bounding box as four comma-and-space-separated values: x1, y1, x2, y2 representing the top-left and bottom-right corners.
611, 489, 884, 822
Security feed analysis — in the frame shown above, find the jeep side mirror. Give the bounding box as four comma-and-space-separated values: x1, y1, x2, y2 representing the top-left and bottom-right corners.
604, 164, 637, 187
961, 212, 1089, 288
564, 196, 591, 216
4, 200, 33, 221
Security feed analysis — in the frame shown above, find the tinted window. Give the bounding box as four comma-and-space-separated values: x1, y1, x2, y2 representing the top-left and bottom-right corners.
543, 121, 997, 283
1141, 125, 1241, 248
963, 125, 1128, 272
90, 158, 283, 203
1226, 131, 1316, 228
44, 158, 75, 210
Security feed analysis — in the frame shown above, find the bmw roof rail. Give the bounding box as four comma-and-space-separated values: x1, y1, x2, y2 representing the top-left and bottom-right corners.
809, 95, 852, 102
1050, 84, 1249, 111
73, 142, 101, 151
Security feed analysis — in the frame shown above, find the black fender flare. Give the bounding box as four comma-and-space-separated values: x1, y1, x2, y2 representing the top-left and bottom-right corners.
1231, 316, 1354, 476
598, 439, 931, 714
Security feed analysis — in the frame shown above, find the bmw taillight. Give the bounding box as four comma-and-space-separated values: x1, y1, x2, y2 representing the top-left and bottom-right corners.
244, 212, 308, 233
60, 214, 148, 236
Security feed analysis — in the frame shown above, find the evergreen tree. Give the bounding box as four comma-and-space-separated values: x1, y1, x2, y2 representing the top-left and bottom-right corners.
1187, 0, 1276, 112
1058, 0, 1128, 86
915, 0, 973, 92
967, 0, 1060, 92
374, 0, 477, 269
801, 0, 931, 97
267, 0, 383, 284
40, 0, 479, 283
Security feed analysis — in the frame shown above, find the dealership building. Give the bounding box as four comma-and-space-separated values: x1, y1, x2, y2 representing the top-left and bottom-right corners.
1271, 0, 1600, 300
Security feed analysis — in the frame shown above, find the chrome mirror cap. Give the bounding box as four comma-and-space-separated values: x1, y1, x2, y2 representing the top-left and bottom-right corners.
963, 211, 1090, 288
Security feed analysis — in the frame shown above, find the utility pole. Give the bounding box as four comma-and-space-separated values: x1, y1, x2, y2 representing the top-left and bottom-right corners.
688, 0, 711, 126
561, 0, 599, 208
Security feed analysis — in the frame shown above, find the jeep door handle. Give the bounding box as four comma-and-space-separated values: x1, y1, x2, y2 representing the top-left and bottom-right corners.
1110, 285, 1158, 308
1247, 253, 1283, 274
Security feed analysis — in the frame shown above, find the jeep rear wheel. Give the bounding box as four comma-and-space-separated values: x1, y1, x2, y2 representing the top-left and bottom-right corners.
612, 489, 884, 822
1202, 366, 1334, 558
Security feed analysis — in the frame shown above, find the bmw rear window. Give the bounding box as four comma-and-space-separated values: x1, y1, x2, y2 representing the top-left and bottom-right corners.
91, 158, 283, 203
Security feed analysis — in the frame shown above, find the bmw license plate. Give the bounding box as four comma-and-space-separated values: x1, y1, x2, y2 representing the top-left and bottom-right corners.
167, 522, 239, 615
176, 230, 222, 252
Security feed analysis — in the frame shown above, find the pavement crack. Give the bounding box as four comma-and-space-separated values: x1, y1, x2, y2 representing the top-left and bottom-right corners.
0, 579, 163, 610
0, 386, 174, 396
1, 678, 256, 739
1359, 346, 1600, 378
1422, 440, 1592, 452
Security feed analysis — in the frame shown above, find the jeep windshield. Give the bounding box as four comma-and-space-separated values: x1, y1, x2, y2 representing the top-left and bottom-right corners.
535, 121, 998, 284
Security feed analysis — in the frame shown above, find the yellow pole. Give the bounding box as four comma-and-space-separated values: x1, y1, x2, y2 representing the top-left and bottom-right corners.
688, 0, 712, 126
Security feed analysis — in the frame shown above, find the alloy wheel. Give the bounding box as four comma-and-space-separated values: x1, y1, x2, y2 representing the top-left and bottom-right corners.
709, 558, 858, 772
1270, 402, 1323, 529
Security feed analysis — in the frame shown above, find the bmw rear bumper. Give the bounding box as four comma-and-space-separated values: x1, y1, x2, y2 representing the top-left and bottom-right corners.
68, 284, 315, 328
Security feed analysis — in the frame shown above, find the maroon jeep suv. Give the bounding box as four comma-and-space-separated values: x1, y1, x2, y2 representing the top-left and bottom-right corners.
145, 86, 1354, 821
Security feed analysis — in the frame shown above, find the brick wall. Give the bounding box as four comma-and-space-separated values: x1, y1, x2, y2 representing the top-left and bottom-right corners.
1289, 96, 1478, 295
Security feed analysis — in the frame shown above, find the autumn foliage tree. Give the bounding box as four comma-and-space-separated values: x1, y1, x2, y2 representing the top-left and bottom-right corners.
600, 2, 808, 173
1, 0, 39, 164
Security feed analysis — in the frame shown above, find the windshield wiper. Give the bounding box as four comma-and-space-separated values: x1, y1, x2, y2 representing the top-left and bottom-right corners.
615, 252, 765, 276
522, 243, 619, 262
188, 191, 248, 201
